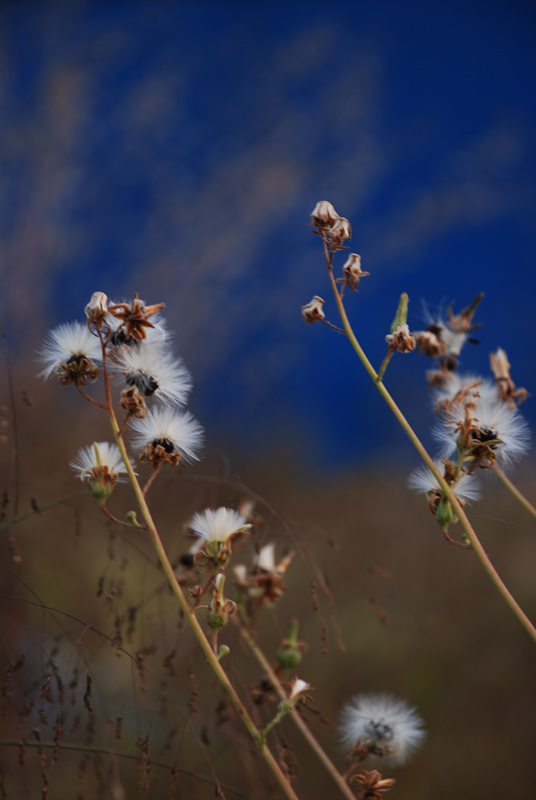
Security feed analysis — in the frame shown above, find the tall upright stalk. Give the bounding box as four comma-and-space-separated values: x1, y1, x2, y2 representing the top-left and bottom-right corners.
99, 338, 301, 800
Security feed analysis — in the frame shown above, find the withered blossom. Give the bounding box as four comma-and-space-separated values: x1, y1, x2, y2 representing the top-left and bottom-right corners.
301, 296, 325, 324
310, 200, 339, 228
108, 293, 165, 342
342, 253, 370, 291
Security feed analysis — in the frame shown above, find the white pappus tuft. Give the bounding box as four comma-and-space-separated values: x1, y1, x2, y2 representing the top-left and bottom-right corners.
70, 442, 133, 482
339, 694, 425, 765
408, 461, 480, 504
187, 507, 249, 543
435, 384, 530, 470
129, 407, 204, 462
39, 322, 102, 378
114, 342, 192, 407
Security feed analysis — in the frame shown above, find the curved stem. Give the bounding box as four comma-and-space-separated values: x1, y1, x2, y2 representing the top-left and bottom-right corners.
235, 616, 356, 800
75, 381, 106, 409
493, 463, 536, 522
99, 337, 300, 800
0, 492, 88, 532
325, 262, 536, 644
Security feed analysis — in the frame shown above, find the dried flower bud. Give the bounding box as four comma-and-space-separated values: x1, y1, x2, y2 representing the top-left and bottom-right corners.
342, 253, 370, 291
85, 292, 109, 326
301, 296, 325, 325
310, 201, 339, 228
288, 677, 311, 701
120, 386, 147, 419
386, 323, 416, 353
329, 216, 352, 246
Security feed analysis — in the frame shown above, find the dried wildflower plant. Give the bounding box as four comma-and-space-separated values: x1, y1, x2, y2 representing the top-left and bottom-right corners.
306, 200, 535, 639
5, 286, 419, 800
6, 200, 534, 798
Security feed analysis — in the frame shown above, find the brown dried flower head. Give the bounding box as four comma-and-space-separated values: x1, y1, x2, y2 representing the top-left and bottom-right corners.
85, 292, 109, 327
310, 200, 339, 228
108, 293, 165, 342
301, 296, 325, 324
343, 253, 370, 291
415, 329, 444, 358
120, 386, 147, 419
386, 323, 416, 354
329, 216, 352, 248
353, 769, 395, 800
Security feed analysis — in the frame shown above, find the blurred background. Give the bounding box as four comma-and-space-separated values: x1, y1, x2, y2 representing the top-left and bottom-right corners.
1, 1, 536, 798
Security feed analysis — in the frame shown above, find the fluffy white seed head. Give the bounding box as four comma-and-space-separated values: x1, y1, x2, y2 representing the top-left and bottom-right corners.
187, 507, 248, 543
408, 461, 480, 504
39, 322, 102, 378
70, 442, 133, 482
115, 343, 192, 407
129, 407, 204, 462
435, 390, 530, 469
340, 694, 425, 765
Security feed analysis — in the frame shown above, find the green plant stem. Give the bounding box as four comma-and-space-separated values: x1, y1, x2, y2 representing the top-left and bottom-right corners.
493, 462, 536, 522
99, 341, 300, 800
0, 492, 88, 532
236, 617, 357, 800
324, 252, 536, 644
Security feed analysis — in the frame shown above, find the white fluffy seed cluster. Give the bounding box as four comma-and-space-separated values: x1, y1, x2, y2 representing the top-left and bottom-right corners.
339, 694, 425, 765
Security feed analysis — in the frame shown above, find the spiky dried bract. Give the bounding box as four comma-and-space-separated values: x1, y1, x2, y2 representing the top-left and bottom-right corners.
490, 348, 528, 408
188, 507, 248, 543
39, 322, 102, 383
340, 694, 425, 765
108, 294, 165, 342
130, 407, 203, 465
353, 770, 395, 800
114, 343, 192, 407
301, 296, 325, 324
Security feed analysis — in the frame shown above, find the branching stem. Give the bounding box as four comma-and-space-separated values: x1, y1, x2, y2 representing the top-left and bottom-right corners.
493, 462, 536, 522
323, 240, 536, 644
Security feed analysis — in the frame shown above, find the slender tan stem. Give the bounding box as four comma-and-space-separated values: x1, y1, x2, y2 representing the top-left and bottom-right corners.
236, 618, 356, 800
98, 337, 300, 800
75, 381, 106, 409
325, 259, 536, 644
493, 463, 536, 522
377, 349, 394, 382
142, 464, 162, 496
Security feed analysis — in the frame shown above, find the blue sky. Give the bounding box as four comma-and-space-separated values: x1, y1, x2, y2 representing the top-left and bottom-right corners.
2, 0, 535, 469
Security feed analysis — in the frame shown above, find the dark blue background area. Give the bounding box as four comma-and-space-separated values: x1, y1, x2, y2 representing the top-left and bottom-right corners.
1, 0, 535, 472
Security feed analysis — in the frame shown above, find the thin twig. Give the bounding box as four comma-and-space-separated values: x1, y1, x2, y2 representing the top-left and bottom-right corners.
75, 381, 106, 409
493, 462, 536, 522
0, 492, 87, 532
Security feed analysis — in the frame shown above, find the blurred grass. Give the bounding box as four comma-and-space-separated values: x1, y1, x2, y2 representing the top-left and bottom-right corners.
1, 399, 535, 798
